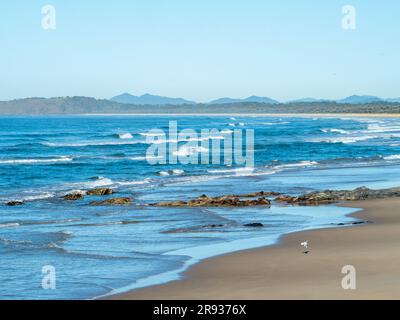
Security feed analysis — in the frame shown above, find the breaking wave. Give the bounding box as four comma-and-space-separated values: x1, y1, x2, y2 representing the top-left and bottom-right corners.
320, 128, 350, 134
116, 133, 133, 139
0, 156, 73, 165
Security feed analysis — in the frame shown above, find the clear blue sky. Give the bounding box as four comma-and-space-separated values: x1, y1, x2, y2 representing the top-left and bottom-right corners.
0, 0, 399, 102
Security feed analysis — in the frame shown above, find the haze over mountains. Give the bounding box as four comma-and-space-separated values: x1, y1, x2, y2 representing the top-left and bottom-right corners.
110, 93, 400, 105
207, 96, 279, 105
111, 93, 196, 105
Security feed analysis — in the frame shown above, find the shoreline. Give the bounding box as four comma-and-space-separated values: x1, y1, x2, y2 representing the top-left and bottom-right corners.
98, 203, 358, 299
108, 198, 400, 300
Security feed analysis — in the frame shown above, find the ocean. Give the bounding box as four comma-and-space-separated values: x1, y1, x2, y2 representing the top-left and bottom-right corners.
1, 115, 400, 299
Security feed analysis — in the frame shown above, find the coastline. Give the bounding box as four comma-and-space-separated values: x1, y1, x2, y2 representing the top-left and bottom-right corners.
83, 113, 400, 118
108, 198, 400, 300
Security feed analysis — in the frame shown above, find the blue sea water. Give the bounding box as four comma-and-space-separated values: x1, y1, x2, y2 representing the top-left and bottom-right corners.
1, 115, 400, 299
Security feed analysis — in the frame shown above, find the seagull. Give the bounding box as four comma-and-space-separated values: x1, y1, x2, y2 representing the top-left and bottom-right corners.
301, 241, 309, 254
301, 241, 308, 249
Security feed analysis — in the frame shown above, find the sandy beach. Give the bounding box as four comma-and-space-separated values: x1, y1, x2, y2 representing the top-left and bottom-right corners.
110, 198, 400, 300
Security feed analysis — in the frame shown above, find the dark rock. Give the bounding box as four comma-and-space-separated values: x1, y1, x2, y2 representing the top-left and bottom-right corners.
86, 188, 114, 196
161, 223, 225, 234
90, 197, 132, 206
151, 195, 271, 207
239, 191, 281, 197
120, 220, 139, 225
6, 201, 24, 206
334, 220, 372, 226
243, 223, 264, 227
152, 200, 188, 207
203, 224, 224, 228
63, 192, 84, 201
274, 187, 400, 206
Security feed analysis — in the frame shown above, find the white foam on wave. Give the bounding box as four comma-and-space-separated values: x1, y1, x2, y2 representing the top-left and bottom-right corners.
206, 166, 283, 178
273, 161, 319, 170
43, 141, 140, 147
262, 122, 290, 126
157, 169, 185, 176
162, 166, 280, 188
384, 154, 400, 160
187, 135, 225, 142
139, 132, 164, 137
59, 230, 74, 236
77, 177, 114, 189
62, 189, 86, 196
0, 223, 20, 228
128, 155, 164, 161
367, 124, 400, 133
351, 118, 386, 124
21, 192, 55, 201
220, 129, 233, 134
310, 135, 379, 144
117, 133, 133, 139
208, 167, 254, 175
2, 192, 56, 204
115, 178, 151, 186
149, 136, 225, 145
0, 156, 73, 164
157, 171, 170, 176
228, 122, 245, 127
67, 176, 151, 190
173, 146, 209, 157
320, 128, 350, 134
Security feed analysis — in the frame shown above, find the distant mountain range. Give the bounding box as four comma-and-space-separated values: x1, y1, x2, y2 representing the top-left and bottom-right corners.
287, 98, 332, 103
387, 98, 400, 103
336, 95, 384, 104
0, 94, 399, 115
208, 96, 279, 105
111, 93, 196, 105
111, 93, 400, 105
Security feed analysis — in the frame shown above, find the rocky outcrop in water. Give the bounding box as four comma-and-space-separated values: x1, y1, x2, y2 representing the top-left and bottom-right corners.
90, 197, 132, 206
151, 194, 271, 207
86, 188, 114, 196
243, 223, 264, 227
161, 223, 227, 234
63, 192, 85, 201
334, 220, 373, 226
227, 191, 281, 198
5, 201, 24, 206
274, 187, 400, 205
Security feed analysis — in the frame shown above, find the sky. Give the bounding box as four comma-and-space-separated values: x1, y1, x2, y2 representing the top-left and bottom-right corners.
0, 0, 399, 102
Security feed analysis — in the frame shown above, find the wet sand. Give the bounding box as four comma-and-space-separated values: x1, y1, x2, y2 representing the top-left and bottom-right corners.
109, 199, 400, 300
